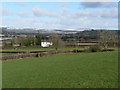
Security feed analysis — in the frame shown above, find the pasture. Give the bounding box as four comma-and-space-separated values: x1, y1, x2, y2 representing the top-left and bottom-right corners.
2, 51, 118, 88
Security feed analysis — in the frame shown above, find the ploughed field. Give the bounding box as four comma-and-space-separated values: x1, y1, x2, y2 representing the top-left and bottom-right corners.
2, 51, 118, 88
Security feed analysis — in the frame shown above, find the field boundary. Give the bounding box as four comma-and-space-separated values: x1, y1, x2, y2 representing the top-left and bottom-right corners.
1, 50, 74, 61
1, 49, 114, 61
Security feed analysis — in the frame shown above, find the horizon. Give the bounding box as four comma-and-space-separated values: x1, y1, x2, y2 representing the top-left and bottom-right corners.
0, 26, 118, 31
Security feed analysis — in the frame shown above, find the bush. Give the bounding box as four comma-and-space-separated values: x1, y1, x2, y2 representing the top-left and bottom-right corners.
2, 53, 38, 61
73, 49, 85, 53
85, 46, 102, 52
102, 48, 115, 52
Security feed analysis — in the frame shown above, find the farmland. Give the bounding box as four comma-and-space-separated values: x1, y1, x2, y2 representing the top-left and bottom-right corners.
1, 1, 119, 88
2, 50, 118, 88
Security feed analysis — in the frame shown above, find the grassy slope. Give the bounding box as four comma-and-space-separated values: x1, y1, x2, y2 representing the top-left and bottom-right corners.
2, 51, 118, 88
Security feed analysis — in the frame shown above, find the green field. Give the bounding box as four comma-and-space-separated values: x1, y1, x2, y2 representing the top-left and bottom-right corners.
2, 51, 118, 88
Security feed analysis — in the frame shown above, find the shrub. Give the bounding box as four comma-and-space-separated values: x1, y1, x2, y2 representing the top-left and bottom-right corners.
2, 53, 38, 61
73, 49, 85, 53
102, 48, 115, 52
85, 46, 102, 52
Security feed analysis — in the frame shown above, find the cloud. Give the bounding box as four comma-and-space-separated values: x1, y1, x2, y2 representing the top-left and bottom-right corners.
80, 2, 116, 8
59, 15, 117, 29
3, 12, 117, 29
2, 16, 61, 29
74, 10, 99, 18
83, 0, 118, 2
58, 3, 117, 21
18, 11, 29, 17
101, 9, 118, 18
2, 3, 117, 29
15, 2, 27, 6
32, 6, 59, 18
58, 8, 117, 29
1, 8, 13, 16
73, 8, 118, 19
60, 2, 68, 8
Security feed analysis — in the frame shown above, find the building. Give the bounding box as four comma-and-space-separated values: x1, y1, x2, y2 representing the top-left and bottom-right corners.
41, 42, 53, 47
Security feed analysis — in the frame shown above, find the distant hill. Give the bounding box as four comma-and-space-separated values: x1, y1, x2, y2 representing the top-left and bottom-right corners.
75, 30, 119, 41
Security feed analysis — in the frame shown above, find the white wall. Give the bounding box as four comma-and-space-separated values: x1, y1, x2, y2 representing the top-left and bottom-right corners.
41, 42, 53, 47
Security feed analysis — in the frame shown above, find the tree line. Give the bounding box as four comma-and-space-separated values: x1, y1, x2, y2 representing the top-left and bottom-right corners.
2, 30, 119, 50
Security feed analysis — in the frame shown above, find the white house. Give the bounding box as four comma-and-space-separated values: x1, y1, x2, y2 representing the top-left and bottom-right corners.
41, 42, 53, 47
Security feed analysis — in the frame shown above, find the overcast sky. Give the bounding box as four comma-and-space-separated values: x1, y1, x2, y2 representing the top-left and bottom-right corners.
1, 2, 118, 30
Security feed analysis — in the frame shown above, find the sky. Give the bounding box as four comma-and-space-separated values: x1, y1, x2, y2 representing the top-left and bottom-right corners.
0, 2, 118, 30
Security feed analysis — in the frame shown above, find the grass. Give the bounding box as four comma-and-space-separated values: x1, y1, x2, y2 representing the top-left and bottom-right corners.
1, 53, 17, 56
2, 51, 118, 88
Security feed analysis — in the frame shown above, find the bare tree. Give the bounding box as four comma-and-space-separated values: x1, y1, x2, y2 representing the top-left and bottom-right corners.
108, 31, 118, 47
99, 30, 118, 48
51, 33, 64, 50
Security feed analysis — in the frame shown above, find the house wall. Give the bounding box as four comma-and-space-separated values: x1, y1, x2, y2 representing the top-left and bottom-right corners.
41, 42, 53, 47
